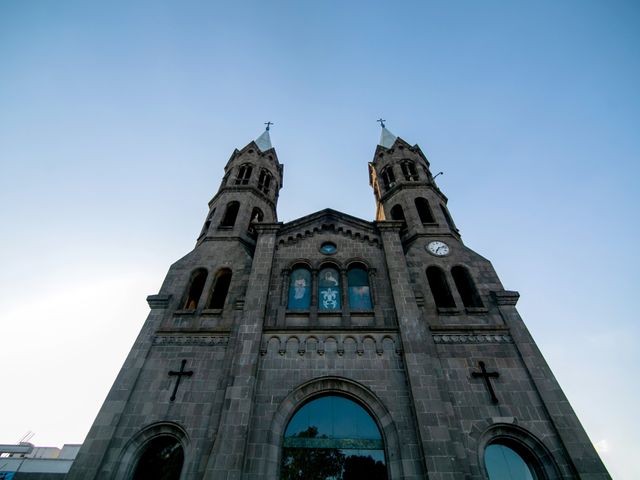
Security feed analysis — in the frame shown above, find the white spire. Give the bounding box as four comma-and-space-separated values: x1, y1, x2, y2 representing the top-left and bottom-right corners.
379, 126, 397, 148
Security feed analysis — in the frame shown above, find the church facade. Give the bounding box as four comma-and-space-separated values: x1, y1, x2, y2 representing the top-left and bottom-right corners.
67, 127, 610, 480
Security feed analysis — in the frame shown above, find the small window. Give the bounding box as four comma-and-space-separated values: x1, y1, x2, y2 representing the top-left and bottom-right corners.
484, 443, 538, 480
258, 170, 272, 194
415, 197, 434, 224
426, 266, 455, 308
440, 204, 457, 231
401, 160, 419, 181
380, 166, 395, 190
318, 267, 341, 311
184, 269, 208, 310
320, 242, 337, 255
208, 269, 232, 309
288, 267, 311, 310
348, 265, 372, 310
220, 201, 240, 227
234, 164, 253, 185
451, 266, 483, 308
132, 436, 184, 480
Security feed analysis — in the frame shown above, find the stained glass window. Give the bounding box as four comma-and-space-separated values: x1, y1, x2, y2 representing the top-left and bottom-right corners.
288, 268, 311, 310
320, 242, 337, 254
318, 267, 341, 311
281, 396, 387, 480
484, 444, 537, 480
348, 267, 372, 310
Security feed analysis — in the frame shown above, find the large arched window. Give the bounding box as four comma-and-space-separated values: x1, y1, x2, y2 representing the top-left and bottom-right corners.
207, 269, 232, 309
281, 395, 388, 480
132, 435, 184, 480
183, 269, 207, 310
451, 266, 483, 308
484, 442, 539, 480
235, 163, 253, 185
288, 267, 311, 310
220, 201, 240, 227
415, 197, 435, 224
348, 264, 372, 310
318, 267, 341, 311
389, 204, 405, 223
426, 266, 455, 309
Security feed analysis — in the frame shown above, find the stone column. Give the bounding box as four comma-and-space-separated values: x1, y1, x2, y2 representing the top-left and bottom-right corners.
204, 223, 281, 480
376, 220, 467, 479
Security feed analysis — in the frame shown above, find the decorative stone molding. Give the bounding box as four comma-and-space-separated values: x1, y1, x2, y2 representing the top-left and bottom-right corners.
146, 294, 171, 309
153, 335, 229, 347
492, 290, 520, 306
277, 223, 380, 248
260, 331, 402, 357
432, 333, 512, 344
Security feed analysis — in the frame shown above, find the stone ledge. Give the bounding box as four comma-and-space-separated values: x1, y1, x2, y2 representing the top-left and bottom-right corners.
153, 334, 229, 347
491, 290, 520, 305
146, 294, 171, 309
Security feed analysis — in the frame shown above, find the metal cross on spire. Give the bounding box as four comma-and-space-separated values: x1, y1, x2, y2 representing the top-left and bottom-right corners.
264, 121, 274, 131
377, 118, 386, 128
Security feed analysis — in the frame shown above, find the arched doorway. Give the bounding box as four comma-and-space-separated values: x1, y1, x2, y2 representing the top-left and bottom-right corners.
131, 435, 184, 480
280, 395, 388, 480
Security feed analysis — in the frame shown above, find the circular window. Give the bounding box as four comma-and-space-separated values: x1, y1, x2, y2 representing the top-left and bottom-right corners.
320, 242, 337, 255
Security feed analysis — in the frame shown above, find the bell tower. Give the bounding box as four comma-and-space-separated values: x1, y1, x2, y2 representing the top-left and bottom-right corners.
369, 121, 459, 239
197, 124, 283, 248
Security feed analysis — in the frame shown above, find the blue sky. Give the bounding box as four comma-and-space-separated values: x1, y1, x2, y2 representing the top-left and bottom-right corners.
0, 1, 638, 478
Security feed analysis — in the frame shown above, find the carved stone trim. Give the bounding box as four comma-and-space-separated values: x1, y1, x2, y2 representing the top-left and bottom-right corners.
260, 331, 402, 357
432, 333, 512, 344
147, 294, 171, 309
153, 335, 229, 347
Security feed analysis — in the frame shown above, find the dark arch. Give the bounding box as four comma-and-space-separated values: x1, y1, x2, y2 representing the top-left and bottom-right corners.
451, 266, 483, 308
131, 435, 184, 480
389, 204, 405, 223
258, 169, 273, 194
208, 268, 232, 309
380, 166, 395, 190
415, 197, 435, 224
220, 201, 240, 227
401, 159, 418, 181
183, 268, 208, 310
426, 266, 455, 308
251, 207, 264, 223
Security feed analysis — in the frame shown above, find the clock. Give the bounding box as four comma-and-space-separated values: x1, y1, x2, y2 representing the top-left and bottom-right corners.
426, 241, 450, 257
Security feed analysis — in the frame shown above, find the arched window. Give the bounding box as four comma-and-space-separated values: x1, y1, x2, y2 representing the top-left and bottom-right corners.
131, 435, 184, 480
208, 269, 232, 309
251, 207, 264, 223
484, 442, 539, 480
318, 267, 341, 311
258, 170, 272, 194
426, 266, 455, 309
288, 267, 311, 310
380, 166, 395, 190
415, 197, 434, 224
281, 395, 388, 480
183, 269, 207, 310
440, 204, 456, 231
235, 163, 253, 185
348, 264, 372, 310
220, 201, 240, 227
390, 204, 406, 224
400, 160, 419, 181
451, 266, 483, 308
199, 208, 216, 237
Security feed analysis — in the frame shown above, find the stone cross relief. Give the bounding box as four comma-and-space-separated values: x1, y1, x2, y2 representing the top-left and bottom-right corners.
168, 359, 194, 402
471, 361, 500, 404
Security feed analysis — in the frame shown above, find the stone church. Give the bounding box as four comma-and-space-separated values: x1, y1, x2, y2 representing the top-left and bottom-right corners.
66, 126, 610, 479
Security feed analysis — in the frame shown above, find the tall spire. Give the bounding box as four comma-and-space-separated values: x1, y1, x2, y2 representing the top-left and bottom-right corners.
377, 118, 397, 148
255, 122, 273, 151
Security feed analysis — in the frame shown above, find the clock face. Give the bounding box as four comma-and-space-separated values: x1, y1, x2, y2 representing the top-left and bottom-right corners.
427, 241, 450, 257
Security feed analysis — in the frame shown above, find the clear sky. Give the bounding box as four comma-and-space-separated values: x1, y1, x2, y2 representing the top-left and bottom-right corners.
1, 1, 638, 478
